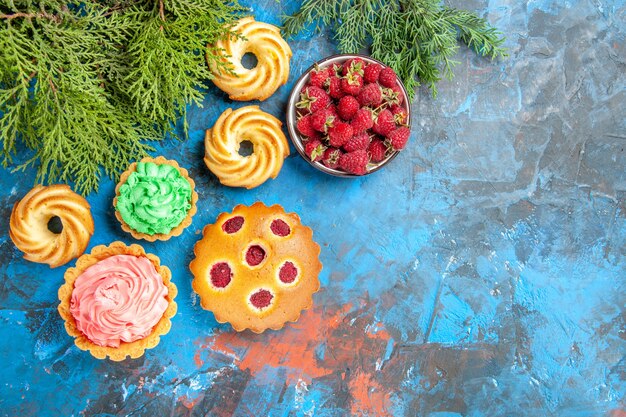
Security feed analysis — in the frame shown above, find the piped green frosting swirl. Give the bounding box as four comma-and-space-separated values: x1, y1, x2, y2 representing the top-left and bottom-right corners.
116, 161, 192, 235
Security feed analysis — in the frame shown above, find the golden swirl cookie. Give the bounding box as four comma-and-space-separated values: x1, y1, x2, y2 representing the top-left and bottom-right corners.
9, 185, 94, 268
204, 106, 290, 189
208, 17, 292, 101
58, 242, 177, 361
190, 202, 322, 333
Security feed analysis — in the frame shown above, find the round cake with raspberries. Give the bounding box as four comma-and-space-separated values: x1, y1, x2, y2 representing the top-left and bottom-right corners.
293, 56, 411, 176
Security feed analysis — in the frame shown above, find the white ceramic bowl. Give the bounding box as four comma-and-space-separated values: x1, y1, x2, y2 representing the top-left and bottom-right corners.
286, 54, 411, 177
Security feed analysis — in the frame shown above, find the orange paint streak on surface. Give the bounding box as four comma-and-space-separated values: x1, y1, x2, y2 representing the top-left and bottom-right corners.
211, 306, 346, 384
365, 321, 391, 340
178, 394, 201, 409
192, 299, 395, 404
348, 370, 392, 417
193, 349, 204, 368
193, 303, 355, 384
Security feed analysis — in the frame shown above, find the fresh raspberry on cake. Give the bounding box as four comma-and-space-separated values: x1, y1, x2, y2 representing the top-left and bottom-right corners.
337, 95, 360, 121
304, 138, 326, 162
278, 261, 298, 284
210, 262, 232, 288
328, 121, 354, 147
309, 65, 330, 88
327, 75, 345, 99
387, 126, 411, 151
351, 108, 374, 133
296, 114, 317, 138
222, 216, 244, 234
363, 63, 383, 83
367, 138, 387, 163
322, 147, 343, 169
342, 58, 365, 76
297, 85, 330, 114
358, 83, 383, 107
342, 132, 370, 152
311, 107, 335, 133
378, 66, 398, 88
373, 109, 396, 137
270, 219, 291, 236
339, 149, 369, 175
249, 289, 273, 309
245, 245, 266, 266
341, 73, 363, 96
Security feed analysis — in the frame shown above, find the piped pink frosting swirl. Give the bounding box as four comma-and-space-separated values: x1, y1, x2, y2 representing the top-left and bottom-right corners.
70, 254, 168, 347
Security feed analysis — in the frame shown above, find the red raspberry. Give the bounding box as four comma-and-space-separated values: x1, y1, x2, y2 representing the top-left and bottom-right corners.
210, 262, 232, 288
330, 63, 343, 76
311, 107, 335, 133
382, 85, 404, 106
306, 131, 322, 141
246, 245, 266, 266
341, 73, 363, 96
367, 138, 387, 163
337, 95, 360, 121
270, 219, 290, 236
309, 65, 330, 88
391, 84, 404, 105
339, 149, 369, 175
378, 67, 398, 88
304, 138, 327, 162
297, 85, 330, 114
351, 108, 373, 133
357, 83, 383, 107
341, 58, 365, 76
373, 109, 396, 137
387, 126, 410, 151
278, 261, 298, 283
390, 104, 408, 125
322, 147, 343, 169
249, 289, 273, 309
363, 63, 383, 83
328, 121, 354, 147
328, 104, 338, 118
222, 216, 244, 234
342, 132, 370, 152
327, 75, 345, 99
296, 114, 317, 138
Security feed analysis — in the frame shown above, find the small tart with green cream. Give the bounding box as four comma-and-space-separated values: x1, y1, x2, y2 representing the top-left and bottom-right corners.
113, 156, 198, 241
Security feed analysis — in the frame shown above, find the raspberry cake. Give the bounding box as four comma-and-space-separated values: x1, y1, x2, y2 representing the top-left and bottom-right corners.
190, 203, 322, 333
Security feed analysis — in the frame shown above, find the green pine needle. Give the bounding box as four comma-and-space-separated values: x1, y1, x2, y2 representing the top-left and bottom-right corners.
0, 0, 246, 194
282, 0, 507, 100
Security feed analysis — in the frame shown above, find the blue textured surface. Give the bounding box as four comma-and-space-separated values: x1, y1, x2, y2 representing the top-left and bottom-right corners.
1, 0, 625, 416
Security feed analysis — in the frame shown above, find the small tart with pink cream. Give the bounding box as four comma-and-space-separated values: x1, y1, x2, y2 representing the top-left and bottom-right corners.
58, 241, 177, 361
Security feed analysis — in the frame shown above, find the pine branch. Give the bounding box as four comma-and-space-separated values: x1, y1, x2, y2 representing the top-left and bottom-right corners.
0, 0, 246, 194
0, 11, 58, 21
282, 0, 507, 99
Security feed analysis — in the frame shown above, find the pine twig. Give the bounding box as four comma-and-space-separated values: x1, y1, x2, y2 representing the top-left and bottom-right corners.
0, 11, 61, 23
0, 0, 247, 195
282, 0, 507, 99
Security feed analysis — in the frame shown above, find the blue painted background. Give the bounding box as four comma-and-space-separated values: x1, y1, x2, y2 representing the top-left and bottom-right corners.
1, 0, 624, 416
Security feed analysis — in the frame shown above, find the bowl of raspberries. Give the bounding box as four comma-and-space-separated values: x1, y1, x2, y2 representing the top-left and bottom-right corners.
286, 54, 411, 177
